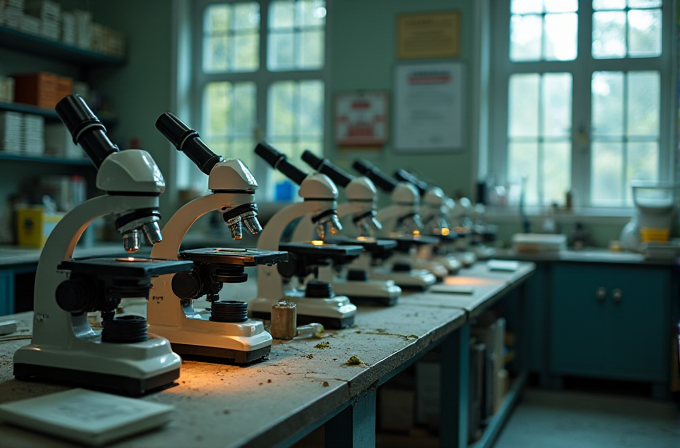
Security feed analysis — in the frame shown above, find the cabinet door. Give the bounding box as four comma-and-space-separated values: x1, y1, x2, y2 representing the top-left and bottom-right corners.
0, 270, 14, 316
603, 266, 668, 381
550, 264, 609, 376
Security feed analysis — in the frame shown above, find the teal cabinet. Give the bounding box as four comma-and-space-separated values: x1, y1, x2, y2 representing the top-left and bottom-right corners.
550, 263, 669, 382
0, 269, 14, 316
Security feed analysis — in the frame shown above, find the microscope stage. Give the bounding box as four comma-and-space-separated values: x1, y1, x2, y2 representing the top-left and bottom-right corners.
179, 248, 288, 266
390, 235, 439, 252
326, 237, 397, 257
58, 258, 193, 277
279, 242, 364, 257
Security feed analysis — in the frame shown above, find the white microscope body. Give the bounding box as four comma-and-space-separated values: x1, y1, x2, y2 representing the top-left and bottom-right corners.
147, 113, 285, 363
14, 95, 190, 395
250, 144, 357, 328
416, 186, 464, 273
293, 153, 401, 305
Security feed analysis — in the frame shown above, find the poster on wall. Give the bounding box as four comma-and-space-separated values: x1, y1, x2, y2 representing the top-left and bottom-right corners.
397, 11, 461, 59
335, 92, 388, 146
393, 62, 464, 152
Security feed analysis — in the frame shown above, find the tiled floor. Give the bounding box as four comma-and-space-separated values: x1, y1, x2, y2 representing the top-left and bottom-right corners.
493, 388, 680, 448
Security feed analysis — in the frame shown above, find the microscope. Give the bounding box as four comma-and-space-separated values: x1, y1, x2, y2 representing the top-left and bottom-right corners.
249, 143, 361, 329
290, 150, 401, 306
351, 160, 440, 289
147, 113, 288, 364
13, 95, 193, 396
393, 169, 463, 273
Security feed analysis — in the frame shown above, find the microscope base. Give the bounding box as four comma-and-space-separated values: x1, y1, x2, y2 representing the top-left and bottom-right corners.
172, 344, 270, 364
251, 311, 355, 329
330, 280, 401, 307
371, 269, 437, 291
14, 363, 178, 397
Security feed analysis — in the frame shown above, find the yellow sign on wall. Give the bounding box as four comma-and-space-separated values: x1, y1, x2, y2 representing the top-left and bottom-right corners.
397, 11, 461, 59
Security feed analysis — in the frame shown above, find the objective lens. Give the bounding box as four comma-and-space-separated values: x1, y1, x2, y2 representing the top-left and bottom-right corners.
122, 229, 140, 253
243, 215, 262, 235
228, 218, 243, 240
141, 221, 163, 245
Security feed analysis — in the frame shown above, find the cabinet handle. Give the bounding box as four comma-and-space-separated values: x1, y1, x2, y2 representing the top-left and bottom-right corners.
596, 287, 606, 301
612, 289, 623, 303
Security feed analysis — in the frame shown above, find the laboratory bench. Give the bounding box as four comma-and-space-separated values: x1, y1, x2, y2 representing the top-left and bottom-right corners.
499, 249, 679, 398
0, 261, 535, 448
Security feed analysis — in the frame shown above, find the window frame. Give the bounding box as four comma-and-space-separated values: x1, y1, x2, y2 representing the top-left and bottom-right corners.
488, 0, 675, 210
188, 0, 331, 199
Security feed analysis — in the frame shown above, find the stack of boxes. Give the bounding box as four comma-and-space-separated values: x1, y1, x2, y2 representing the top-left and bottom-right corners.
25, 0, 60, 40
24, 114, 44, 155
13, 72, 73, 109
0, 1, 125, 58
0, 77, 15, 103
0, 111, 22, 153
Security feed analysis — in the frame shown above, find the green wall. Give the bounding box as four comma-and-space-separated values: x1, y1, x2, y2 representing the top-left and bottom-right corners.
327, 0, 477, 205
89, 0, 176, 219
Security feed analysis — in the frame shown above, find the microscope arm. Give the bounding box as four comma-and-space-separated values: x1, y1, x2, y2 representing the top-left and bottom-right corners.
151, 193, 255, 260
32, 194, 160, 347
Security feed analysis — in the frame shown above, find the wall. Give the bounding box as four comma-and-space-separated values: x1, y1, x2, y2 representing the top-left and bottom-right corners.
326, 0, 477, 206
89, 0, 177, 219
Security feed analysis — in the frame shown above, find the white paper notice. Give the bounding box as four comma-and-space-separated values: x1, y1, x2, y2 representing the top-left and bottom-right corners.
394, 62, 464, 152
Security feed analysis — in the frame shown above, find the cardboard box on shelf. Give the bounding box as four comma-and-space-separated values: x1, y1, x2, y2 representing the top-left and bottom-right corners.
61, 11, 75, 45
13, 72, 72, 109
24, 0, 59, 20
0, 77, 15, 103
72, 9, 91, 49
0, 111, 23, 152
23, 114, 43, 155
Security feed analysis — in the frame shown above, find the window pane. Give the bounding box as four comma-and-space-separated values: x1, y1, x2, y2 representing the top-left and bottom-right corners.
628, 0, 662, 7
268, 32, 295, 70
298, 0, 327, 26
203, 3, 259, 73
203, 81, 256, 169
592, 11, 626, 58
510, 14, 542, 61
592, 72, 624, 137
628, 9, 662, 57
542, 142, 571, 204
267, 81, 324, 200
234, 3, 259, 30
544, 13, 577, 60
627, 141, 659, 202
627, 71, 659, 136
543, 74, 572, 137
511, 0, 542, 14
270, 1, 294, 29
509, 142, 539, 204
591, 142, 624, 206
509, 74, 539, 137
297, 30, 324, 69
544, 0, 578, 12
593, 0, 625, 9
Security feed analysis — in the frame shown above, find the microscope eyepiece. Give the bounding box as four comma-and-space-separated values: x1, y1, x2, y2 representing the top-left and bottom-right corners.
55, 94, 118, 168
301, 150, 353, 188
255, 142, 308, 186
155, 112, 223, 175
352, 159, 397, 193
394, 169, 428, 196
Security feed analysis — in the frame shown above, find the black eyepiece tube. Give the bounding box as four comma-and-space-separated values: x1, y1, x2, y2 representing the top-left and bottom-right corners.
254, 142, 307, 186
394, 170, 428, 196
301, 150, 352, 188
352, 159, 396, 193
55, 94, 118, 169
155, 112, 222, 176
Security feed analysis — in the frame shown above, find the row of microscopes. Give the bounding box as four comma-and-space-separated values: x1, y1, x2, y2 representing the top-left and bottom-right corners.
12, 94, 496, 396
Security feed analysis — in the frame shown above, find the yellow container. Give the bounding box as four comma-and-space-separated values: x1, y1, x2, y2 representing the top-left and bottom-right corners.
640, 227, 670, 243
16, 207, 64, 248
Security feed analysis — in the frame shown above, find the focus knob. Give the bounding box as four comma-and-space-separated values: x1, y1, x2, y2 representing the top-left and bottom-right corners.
55, 277, 96, 314
172, 270, 202, 300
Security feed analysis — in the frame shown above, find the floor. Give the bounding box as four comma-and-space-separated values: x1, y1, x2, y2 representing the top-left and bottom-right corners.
493, 388, 680, 448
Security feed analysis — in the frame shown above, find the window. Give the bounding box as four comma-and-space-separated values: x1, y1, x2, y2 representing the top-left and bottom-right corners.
490, 0, 672, 209
192, 0, 327, 199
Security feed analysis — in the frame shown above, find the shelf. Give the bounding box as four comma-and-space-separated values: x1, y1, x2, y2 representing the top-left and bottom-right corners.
469, 372, 527, 448
0, 152, 91, 166
0, 26, 126, 66
0, 101, 118, 127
